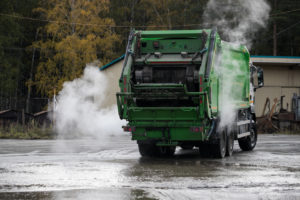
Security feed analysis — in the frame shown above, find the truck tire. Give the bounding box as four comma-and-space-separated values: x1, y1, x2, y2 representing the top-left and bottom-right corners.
226, 130, 234, 156
238, 124, 257, 151
137, 141, 159, 157
212, 130, 226, 158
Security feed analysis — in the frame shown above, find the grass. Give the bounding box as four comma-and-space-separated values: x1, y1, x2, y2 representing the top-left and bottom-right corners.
0, 122, 56, 139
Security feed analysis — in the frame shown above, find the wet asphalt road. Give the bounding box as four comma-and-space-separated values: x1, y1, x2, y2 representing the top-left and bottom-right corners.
0, 134, 299, 200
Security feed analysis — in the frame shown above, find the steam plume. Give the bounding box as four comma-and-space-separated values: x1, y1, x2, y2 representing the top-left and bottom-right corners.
54, 65, 124, 139
203, 0, 270, 129
203, 0, 270, 49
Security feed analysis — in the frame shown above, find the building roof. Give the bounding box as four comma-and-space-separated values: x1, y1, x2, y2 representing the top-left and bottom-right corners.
99, 55, 300, 70
251, 55, 300, 66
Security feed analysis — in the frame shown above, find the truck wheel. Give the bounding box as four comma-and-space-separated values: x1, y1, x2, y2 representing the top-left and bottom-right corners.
212, 130, 226, 158
238, 124, 257, 151
137, 141, 159, 157
226, 131, 234, 156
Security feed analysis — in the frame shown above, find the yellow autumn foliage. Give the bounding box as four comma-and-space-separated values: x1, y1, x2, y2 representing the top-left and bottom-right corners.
34, 0, 119, 97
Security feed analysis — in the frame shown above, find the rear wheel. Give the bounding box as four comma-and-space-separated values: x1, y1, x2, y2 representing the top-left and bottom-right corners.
137, 141, 159, 157
238, 122, 257, 151
212, 130, 226, 158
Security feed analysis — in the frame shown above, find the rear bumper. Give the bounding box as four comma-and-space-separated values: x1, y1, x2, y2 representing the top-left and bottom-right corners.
129, 124, 208, 141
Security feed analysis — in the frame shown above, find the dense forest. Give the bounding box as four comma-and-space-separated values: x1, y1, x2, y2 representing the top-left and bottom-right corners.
0, 0, 299, 113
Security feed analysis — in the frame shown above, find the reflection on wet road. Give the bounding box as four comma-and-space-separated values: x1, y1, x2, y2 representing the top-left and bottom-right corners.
0, 134, 300, 200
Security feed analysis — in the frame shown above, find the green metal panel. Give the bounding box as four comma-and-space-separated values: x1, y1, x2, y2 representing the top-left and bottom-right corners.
132, 127, 205, 141
140, 30, 206, 38
217, 41, 250, 111
210, 75, 219, 114
138, 29, 208, 54
135, 54, 202, 65
140, 39, 204, 54
128, 107, 199, 121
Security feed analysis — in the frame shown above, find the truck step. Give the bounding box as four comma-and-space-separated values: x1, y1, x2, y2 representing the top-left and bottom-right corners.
237, 120, 250, 126
237, 132, 251, 138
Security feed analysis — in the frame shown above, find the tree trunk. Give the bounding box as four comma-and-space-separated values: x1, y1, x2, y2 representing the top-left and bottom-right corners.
14, 77, 18, 110
70, 0, 76, 34
152, 4, 164, 25
273, 0, 277, 56
130, 0, 136, 27
183, 0, 187, 27
167, 8, 172, 29
273, 23, 277, 56
26, 30, 39, 113
0, 79, 2, 110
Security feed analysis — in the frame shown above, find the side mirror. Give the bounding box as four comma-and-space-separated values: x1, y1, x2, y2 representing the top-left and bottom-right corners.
257, 67, 264, 88
251, 65, 264, 89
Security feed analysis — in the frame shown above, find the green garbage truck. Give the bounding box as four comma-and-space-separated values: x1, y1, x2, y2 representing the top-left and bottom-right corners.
116, 29, 264, 158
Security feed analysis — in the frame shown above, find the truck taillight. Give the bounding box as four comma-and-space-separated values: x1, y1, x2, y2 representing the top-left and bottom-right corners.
123, 76, 127, 104
199, 76, 203, 92
123, 76, 127, 92
190, 126, 203, 132
123, 126, 136, 132
123, 76, 127, 85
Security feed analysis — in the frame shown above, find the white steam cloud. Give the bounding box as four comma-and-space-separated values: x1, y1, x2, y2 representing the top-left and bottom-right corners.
203, 0, 270, 49
215, 48, 246, 129
203, 0, 270, 129
54, 65, 125, 139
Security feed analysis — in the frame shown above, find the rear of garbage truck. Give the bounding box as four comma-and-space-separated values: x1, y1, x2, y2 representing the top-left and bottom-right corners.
117, 29, 263, 158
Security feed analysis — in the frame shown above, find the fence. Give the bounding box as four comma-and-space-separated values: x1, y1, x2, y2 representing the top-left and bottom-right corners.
0, 97, 49, 113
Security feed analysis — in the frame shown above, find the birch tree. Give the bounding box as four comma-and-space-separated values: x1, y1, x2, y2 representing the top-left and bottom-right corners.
34, 0, 119, 97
